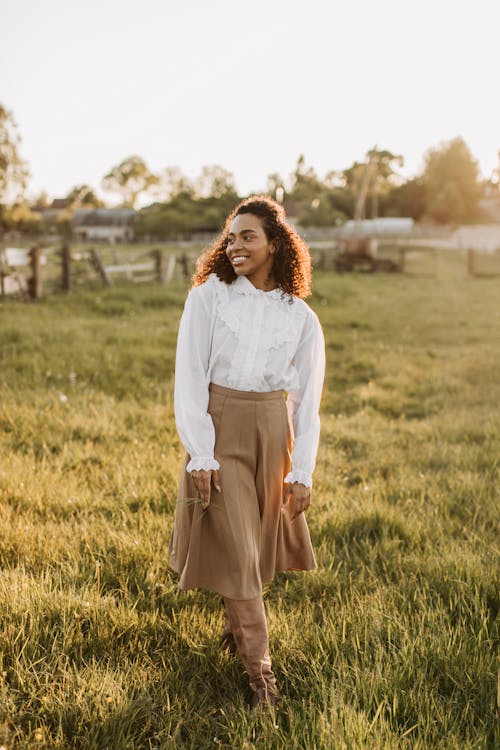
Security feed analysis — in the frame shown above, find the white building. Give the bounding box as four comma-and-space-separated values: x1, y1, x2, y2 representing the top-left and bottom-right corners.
337, 218, 415, 237
73, 208, 136, 242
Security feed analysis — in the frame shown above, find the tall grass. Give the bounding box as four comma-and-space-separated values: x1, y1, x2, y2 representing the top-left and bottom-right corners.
0, 251, 498, 749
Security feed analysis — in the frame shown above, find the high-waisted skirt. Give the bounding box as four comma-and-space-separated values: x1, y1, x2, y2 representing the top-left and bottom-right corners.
168, 383, 317, 600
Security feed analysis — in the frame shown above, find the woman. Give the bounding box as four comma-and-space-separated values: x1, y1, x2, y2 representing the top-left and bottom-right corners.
168, 196, 325, 709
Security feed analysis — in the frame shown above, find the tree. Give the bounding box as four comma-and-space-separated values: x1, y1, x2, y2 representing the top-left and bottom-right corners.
491, 149, 500, 191
340, 160, 368, 218
288, 155, 322, 209
1, 201, 43, 235
32, 190, 51, 208
341, 148, 403, 219
0, 104, 29, 203
288, 155, 348, 226
289, 155, 322, 202
151, 166, 193, 202
65, 184, 104, 208
365, 147, 404, 218
296, 195, 346, 227
134, 200, 197, 240
422, 137, 482, 223
266, 172, 285, 203
194, 165, 237, 200
385, 178, 427, 220
101, 155, 158, 208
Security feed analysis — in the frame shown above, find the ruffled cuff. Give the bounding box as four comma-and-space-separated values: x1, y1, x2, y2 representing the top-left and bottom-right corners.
186, 456, 220, 473
284, 470, 313, 488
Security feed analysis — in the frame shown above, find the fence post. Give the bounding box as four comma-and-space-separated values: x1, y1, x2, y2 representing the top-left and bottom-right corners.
61, 243, 71, 291
90, 248, 111, 286
28, 245, 43, 300
165, 253, 176, 283
152, 249, 165, 283
398, 247, 406, 272
180, 253, 190, 280
467, 249, 475, 276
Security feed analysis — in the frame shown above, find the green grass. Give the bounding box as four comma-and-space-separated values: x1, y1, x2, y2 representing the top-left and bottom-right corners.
0, 252, 499, 749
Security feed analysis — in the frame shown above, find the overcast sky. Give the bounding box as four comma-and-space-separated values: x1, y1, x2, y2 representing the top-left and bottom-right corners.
3, 0, 499, 202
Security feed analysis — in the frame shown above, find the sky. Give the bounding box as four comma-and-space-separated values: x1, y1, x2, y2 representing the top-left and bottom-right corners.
3, 0, 500, 203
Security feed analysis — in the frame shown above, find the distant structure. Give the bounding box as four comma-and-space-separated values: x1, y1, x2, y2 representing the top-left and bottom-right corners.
33, 198, 73, 223
476, 151, 500, 221
337, 217, 414, 237
72, 208, 136, 242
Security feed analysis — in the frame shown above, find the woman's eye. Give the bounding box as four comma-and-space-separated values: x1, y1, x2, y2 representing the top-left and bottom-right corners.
244, 235, 253, 241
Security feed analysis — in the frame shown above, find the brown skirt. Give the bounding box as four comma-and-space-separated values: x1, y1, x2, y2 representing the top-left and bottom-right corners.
168, 383, 317, 599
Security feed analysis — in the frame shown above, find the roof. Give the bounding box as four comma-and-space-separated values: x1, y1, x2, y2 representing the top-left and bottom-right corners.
51, 198, 72, 209
337, 218, 415, 237
73, 208, 136, 226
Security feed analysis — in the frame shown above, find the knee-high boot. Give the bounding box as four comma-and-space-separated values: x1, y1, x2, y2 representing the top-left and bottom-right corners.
223, 595, 279, 708
219, 603, 237, 655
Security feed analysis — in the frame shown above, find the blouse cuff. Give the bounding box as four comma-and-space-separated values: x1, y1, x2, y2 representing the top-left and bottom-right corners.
186, 456, 220, 473
284, 470, 313, 488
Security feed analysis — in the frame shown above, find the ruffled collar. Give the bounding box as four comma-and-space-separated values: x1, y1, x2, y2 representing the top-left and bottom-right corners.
232, 274, 285, 300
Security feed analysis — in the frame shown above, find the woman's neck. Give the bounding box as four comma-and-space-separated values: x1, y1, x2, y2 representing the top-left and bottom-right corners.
245, 271, 277, 292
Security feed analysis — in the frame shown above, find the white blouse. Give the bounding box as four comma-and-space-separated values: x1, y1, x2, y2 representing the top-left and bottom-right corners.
174, 273, 325, 487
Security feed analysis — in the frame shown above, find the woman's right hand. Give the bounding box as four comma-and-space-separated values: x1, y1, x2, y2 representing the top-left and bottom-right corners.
190, 469, 221, 510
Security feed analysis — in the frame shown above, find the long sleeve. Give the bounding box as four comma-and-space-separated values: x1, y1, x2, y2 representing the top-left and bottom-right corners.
284, 310, 325, 487
174, 284, 220, 473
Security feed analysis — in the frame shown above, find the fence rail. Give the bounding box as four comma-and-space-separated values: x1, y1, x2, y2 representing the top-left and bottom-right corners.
466, 248, 500, 277
0, 244, 198, 299
1, 240, 499, 300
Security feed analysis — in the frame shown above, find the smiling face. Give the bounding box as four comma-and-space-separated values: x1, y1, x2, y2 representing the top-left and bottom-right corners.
226, 213, 276, 290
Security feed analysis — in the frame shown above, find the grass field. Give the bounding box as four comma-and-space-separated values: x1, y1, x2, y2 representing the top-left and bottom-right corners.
0, 251, 498, 749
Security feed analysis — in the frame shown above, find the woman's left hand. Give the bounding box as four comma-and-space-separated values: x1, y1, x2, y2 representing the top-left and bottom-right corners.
283, 482, 311, 521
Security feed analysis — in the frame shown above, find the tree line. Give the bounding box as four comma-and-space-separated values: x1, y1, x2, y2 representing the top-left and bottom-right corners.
1, 102, 498, 239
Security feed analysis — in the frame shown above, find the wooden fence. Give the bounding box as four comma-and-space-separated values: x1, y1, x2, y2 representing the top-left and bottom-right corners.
0, 245, 198, 299
466, 248, 500, 277
2, 241, 499, 300
0, 246, 47, 298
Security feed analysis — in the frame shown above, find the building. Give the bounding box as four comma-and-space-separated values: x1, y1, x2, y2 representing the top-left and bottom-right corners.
72, 208, 137, 242
33, 198, 73, 223
336, 217, 415, 237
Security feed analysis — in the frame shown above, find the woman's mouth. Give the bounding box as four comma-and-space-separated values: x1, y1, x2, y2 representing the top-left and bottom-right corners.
232, 255, 249, 266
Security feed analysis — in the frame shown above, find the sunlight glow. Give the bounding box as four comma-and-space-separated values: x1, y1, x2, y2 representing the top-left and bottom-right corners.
3, 0, 499, 199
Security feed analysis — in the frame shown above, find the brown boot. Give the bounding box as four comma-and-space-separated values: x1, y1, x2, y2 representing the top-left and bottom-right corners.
218, 611, 237, 655
223, 595, 279, 709
250, 682, 279, 709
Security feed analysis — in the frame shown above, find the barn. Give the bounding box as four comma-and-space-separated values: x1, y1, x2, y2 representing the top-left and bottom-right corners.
72, 208, 136, 242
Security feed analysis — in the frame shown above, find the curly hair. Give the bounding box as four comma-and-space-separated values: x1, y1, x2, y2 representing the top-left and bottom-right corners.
192, 195, 312, 298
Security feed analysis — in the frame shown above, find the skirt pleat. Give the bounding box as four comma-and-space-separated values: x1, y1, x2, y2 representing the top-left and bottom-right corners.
168, 383, 317, 599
